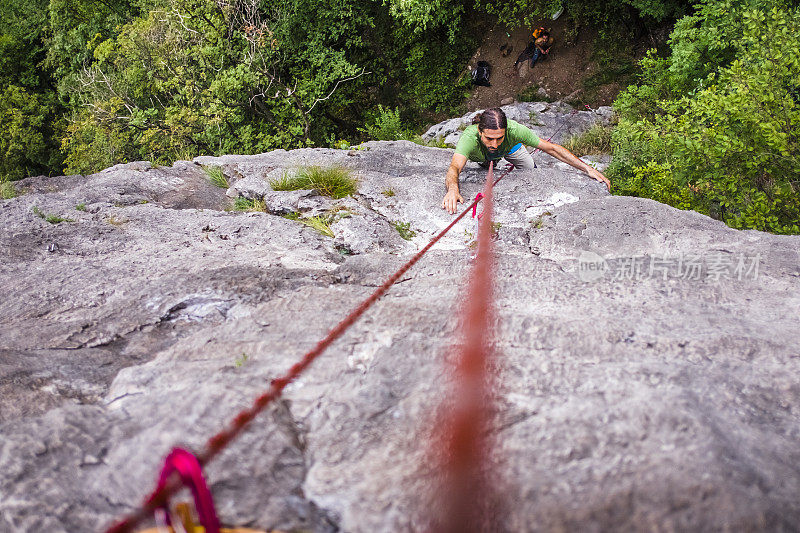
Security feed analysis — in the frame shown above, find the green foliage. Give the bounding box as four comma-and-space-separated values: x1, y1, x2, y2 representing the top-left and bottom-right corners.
58, 0, 376, 173
46, 0, 138, 104
474, 0, 693, 31
1, 177, 19, 199
611, 0, 800, 234
331, 139, 351, 150
3, 0, 702, 182
0, 0, 49, 88
361, 105, 413, 141
3, 0, 480, 177
474, 0, 555, 30
233, 197, 267, 212
395, 36, 474, 115
54, 0, 480, 174
381, 189, 396, 197
75, 203, 86, 211
563, 123, 614, 155
612, 160, 698, 209
0, 0, 65, 181
271, 166, 358, 199
385, 0, 465, 37
203, 166, 229, 189
392, 220, 416, 240
300, 215, 336, 238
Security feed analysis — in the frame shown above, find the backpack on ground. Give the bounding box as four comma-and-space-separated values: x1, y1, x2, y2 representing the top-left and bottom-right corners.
472, 61, 492, 87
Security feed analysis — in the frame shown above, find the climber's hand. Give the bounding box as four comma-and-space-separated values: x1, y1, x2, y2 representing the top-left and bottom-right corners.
442, 188, 464, 214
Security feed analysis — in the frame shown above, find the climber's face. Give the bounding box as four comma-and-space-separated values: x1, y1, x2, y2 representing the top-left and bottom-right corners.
480, 128, 505, 153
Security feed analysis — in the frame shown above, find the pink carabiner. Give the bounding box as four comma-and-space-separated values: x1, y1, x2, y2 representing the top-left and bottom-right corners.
148, 448, 221, 533
472, 193, 484, 220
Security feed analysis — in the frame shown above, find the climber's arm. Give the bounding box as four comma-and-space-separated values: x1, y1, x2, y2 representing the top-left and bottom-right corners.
536, 139, 610, 191
442, 153, 467, 214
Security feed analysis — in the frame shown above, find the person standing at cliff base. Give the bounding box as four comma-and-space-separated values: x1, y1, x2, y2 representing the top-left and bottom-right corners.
441, 108, 611, 214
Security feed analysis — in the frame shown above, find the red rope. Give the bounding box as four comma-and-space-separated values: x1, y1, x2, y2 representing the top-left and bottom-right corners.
104, 164, 515, 533
436, 161, 498, 532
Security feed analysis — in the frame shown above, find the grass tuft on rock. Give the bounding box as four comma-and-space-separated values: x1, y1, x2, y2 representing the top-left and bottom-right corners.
271, 166, 357, 199
283, 211, 335, 237
203, 166, 229, 188
563, 123, 613, 156
392, 220, 416, 240
32, 206, 73, 224
300, 215, 335, 238
233, 197, 266, 212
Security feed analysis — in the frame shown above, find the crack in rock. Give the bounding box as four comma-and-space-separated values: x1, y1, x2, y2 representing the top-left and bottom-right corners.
162, 295, 235, 322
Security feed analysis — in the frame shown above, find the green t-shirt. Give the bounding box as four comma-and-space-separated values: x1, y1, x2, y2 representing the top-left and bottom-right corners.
454, 119, 541, 162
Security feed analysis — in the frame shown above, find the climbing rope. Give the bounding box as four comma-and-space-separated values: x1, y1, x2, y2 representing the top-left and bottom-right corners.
105, 164, 515, 533
437, 161, 498, 532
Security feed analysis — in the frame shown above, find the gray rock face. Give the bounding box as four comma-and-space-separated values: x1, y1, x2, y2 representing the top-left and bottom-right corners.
1, 108, 800, 532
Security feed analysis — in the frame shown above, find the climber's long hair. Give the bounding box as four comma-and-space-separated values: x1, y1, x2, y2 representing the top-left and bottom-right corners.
472, 108, 507, 131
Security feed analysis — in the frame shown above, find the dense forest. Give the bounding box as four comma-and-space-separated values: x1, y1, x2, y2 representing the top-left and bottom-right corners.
1, 0, 798, 233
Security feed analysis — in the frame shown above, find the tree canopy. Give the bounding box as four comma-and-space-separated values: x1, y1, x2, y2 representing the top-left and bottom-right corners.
0, 0, 696, 180
611, 0, 800, 234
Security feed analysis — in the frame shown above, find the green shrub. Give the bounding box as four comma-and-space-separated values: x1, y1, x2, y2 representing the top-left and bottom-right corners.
1, 178, 18, 200
473, 0, 690, 34
360, 105, 414, 141
271, 166, 358, 199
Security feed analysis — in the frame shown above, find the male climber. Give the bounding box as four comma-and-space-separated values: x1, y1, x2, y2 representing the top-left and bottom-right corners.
441, 107, 611, 214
